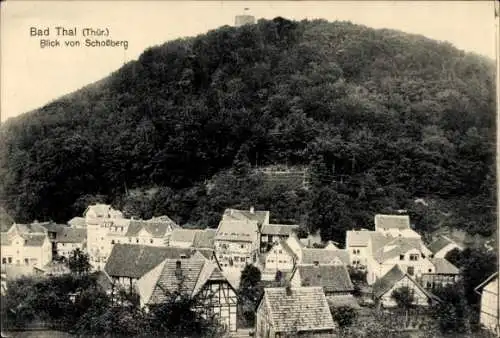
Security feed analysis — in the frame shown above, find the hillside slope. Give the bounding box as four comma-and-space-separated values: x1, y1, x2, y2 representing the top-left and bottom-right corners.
0, 18, 495, 242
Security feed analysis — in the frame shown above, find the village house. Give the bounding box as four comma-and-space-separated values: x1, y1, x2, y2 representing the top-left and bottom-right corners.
255, 286, 337, 337
300, 247, 350, 266
85, 204, 179, 270
366, 237, 434, 285
290, 262, 354, 298
264, 240, 297, 274
475, 272, 499, 334
214, 209, 262, 271
1, 224, 52, 268
428, 235, 463, 259
372, 265, 439, 308
169, 228, 203, 248
136, 257, 238, 332
419, 257, 460, 289
374, 214, 421, 238
55, 227, 87, 260
260, 223, 299, 252
346, 229, 374, 266
104, 244, 194, 292
299, 231, 323, 248
192, 229, 217, 261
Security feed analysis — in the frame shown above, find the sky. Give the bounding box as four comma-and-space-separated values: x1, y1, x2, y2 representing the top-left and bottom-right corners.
0, 1, 497, 122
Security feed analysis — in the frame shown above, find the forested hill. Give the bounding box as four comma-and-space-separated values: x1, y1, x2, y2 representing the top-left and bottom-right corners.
0, 18, 496, 243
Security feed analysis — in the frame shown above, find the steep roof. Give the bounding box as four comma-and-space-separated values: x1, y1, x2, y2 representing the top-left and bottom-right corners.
56, 227, 86, 243
261, 224, 299, 236
22, 233, 47, 246
373, 265, 438, 302
372, 265, 407, 298
373, 237, 423, 263
430, 258, 459, 275
104, 244, 194, 279
193, 229, 216, 249
145, 258, 229, 305
222, 208, 269, 225
375, 214, 410, 230
39, 222, 66, 233
346, 229, 373, 247
327, 294, 361, 309
262, 287, 336, 333
68, 217, 86, 228
215, 219, 259, 242
169, 228, 202, 244
428, 236, 454, 254
301, 248, 349, 265
126, 219, 177, 238
295, 264, 354, 293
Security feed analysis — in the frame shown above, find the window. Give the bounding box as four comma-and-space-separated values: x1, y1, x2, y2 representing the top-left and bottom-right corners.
7, 257, 12, 264
407, 266, 415, 276
136, 239, 139, 243
409, 254, 419, 261
2, 258, 6, 264
399, 255, 405, 260
24, 258, 29, 265
278, 250, 282, 254
428, 269, 432, 273
150, 239, 153, 244
240, 245, 244, 249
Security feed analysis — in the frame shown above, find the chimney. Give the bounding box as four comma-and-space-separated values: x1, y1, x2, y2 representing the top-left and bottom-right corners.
285, 284, 292, 296
250, 206, 255, 214
175, 260, 183, 280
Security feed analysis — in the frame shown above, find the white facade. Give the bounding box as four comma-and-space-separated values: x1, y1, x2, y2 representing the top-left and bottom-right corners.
378, 275, 432, 308
367, 248, 435, 285
477, 274, 499, 334
265, 242, 295, 272
1, 233, 52, 268
56, 242, 85, 260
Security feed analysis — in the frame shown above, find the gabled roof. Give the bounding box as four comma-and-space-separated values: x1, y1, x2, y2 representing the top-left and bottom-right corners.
346, 229, 373, 247
215, 219, 259, 242
373, 265, 438, 302
262, 287, 336, 333
222, 208, 269, 225
68, 217, 86, 228
261, 224, 299, 236
268, 240, 297, 260
375, 214, 410, 230
21, 233, 47, 246
56, 227, 86, 243
39, 222, 66, 233
145, 258, 230, 305
301, 248, 349, 265
373, 237, 424, 263
193, 229, 217, 249
295, 264, 354, 293
369, 232, 394, 255
11, 223, 48, 235
126, 219, 178, 238
430, 258, 459, 275
170, 228, 202, 244
104, 244, 194, 279
428, 236, 455, 254
475, 272, 498, 295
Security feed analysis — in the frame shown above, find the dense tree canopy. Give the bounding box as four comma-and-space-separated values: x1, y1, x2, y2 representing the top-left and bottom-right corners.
0, 18, 495, 243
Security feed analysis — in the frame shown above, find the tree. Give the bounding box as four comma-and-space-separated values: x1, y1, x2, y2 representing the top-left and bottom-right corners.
391, 286, 415, 325
430, 284, 470, 334
67, 248, 91, 275
238, 264, 263, 327
330, 306, 357, 328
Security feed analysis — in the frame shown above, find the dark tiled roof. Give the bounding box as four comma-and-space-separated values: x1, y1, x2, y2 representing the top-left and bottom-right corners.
261, 224, 299, 236
22, 234, 47, 246
193, 229, 216, 249
327, 294, 361, 309
346, 230, 372, 247
372, 265, 406, 298
39, 222, 66, 233
374, 214, 410, 230
301, 249, 349, 265
170, 228, 202, 244
430, 258, 459, 275
428, 236, 453, 254
296, 264, 354, 293
263, 287, 336, 333
56, 227, 86, 243
195, 248, 215, 260
104, 244, 194, 279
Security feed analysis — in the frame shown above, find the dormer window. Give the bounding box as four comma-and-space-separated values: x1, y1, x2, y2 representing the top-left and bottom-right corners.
409, 254, 419, 261
313, 261, 319, 266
